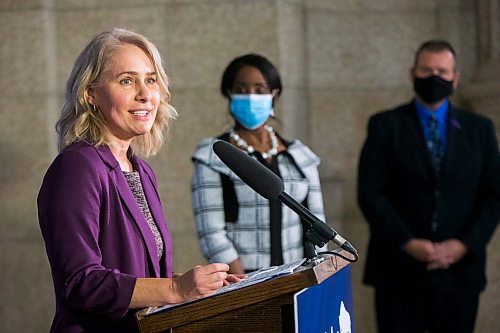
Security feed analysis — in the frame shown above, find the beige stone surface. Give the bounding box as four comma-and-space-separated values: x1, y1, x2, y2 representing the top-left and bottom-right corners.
0, 0, 498, 332
54, 0, 172, 8
0, 11, 54, 95
0, 0, 47, 10
476, 227, 500, 332
278, 88, 310, 145
306, 11, 437, 89
165, 0, 280, 88
0, 98, 55, 237
277, 0, 307, 86
0, 8, 59, 331
437, 8, 477, 79
0, 239, 53, 332
309, 88, 412, 178
345, 216, 376, 332
305, 0, 436, 11
55, 6, 168, 92
276, 1, 309, 140
460, 46, 500, 332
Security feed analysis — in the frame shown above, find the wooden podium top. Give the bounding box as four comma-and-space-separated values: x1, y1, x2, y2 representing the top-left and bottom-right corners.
136, 252, 351, 333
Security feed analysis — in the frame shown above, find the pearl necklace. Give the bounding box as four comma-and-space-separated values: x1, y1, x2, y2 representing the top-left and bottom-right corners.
229, 125, 278, 160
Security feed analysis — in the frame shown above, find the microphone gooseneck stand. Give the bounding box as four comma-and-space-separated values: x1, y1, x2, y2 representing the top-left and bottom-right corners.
278, 192, 359, 266
304, 240, 325, 266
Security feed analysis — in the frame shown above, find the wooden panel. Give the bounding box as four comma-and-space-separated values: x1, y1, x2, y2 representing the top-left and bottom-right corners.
172, 297, 291, 332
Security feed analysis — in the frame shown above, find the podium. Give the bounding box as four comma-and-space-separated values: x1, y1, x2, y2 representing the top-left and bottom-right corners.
136, 252, 353, 333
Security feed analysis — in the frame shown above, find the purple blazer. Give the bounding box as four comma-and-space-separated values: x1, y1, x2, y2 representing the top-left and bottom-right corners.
38, 142, 173, 332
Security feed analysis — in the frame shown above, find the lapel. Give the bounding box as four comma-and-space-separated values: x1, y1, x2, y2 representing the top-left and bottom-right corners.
404, 103, 435, 180
440, 107, 463, 181
133, 157, 173, 278
95, 145, 161, 277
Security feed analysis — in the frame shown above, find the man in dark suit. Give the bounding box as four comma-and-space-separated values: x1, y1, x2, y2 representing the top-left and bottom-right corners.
357, 40, 500, 333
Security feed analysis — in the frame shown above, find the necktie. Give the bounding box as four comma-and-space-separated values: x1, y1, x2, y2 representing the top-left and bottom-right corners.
427, 114, 443, 176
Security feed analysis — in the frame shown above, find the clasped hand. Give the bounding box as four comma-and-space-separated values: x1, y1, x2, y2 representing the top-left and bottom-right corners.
404, 238, 467, 270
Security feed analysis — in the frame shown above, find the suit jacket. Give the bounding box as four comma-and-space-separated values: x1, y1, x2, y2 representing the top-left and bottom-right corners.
38, 141, 173, 333
358, 101, 500, 294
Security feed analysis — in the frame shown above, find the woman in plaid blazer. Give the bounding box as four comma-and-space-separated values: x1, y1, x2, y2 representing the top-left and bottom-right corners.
191, 54, 327, 274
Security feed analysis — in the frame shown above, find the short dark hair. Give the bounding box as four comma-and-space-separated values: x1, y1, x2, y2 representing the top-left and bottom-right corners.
220, 53, 282, 99
413, 40, 457, 68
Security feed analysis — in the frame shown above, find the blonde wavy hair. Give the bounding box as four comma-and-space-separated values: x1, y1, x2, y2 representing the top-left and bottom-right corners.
56, 28, 177, 157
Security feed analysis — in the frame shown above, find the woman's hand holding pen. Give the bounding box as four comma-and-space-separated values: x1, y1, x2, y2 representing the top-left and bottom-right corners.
171, 263, 229, 302
170, 263, 247, 301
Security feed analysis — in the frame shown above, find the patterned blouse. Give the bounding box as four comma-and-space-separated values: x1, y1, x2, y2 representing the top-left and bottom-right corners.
124, 171, 164, 259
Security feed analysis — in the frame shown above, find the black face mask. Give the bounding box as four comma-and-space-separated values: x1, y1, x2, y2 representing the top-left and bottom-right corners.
413, 75, 454, 104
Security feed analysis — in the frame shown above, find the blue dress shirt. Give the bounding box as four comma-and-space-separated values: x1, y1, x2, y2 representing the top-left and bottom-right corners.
415, 99, 449, 152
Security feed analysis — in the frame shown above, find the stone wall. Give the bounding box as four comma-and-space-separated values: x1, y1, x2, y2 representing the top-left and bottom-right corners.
0, 0, 497, 331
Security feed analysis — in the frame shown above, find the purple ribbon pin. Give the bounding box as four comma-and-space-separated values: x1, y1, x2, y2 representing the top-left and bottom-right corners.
451, 118, 461, 129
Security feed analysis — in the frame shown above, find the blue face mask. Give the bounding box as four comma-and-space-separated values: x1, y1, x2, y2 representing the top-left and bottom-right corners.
230, 94, 274, 130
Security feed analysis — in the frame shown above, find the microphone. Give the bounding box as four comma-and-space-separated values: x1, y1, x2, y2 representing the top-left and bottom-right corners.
212, 140, 357, 256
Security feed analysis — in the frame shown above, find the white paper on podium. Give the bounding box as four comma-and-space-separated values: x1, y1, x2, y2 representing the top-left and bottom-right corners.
144, 258, 306, 316
215, 258, 306, 295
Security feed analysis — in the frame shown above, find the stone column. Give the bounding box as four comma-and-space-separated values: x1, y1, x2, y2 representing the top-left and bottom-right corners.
462, 0, 500, 129
0, 1, 59, 331
462, 0, 500, 332
461, 1, 500, 332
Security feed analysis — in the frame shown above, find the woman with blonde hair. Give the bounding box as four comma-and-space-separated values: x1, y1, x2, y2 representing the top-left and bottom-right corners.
38, 28, 240, 333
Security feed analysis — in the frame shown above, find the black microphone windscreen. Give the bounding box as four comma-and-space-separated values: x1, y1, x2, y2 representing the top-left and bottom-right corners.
212, 140, 284, 200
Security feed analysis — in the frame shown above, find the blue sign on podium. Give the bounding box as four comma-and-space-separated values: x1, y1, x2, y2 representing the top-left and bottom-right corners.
294, 265, 354, 333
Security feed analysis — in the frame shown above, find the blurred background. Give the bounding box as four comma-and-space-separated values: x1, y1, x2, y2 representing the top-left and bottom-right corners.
0, 0, 498, 331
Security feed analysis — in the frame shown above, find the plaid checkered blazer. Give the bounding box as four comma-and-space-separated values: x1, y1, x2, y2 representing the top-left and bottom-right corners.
191, 135, 326, 271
